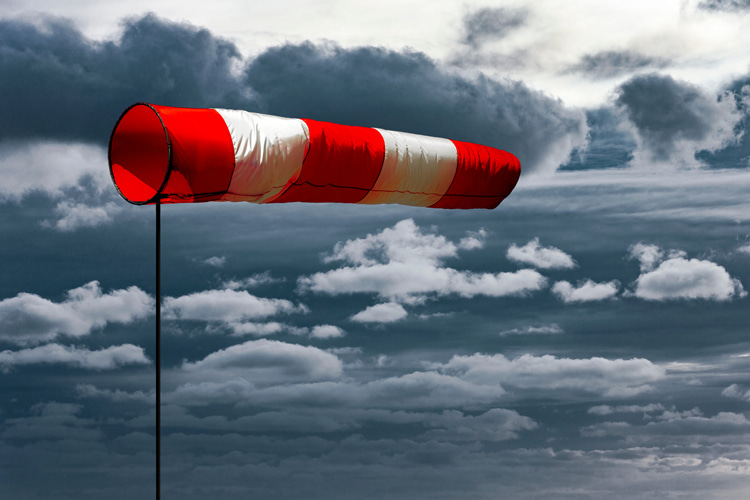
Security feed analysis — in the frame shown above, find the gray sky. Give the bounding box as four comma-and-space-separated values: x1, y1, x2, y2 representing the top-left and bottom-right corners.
1, 2, 750, 499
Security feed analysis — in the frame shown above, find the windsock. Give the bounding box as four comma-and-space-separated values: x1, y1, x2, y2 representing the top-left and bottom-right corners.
108, 103, 520, 209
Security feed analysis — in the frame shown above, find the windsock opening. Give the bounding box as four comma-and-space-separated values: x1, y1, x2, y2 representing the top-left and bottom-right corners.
109, 103, 171, 205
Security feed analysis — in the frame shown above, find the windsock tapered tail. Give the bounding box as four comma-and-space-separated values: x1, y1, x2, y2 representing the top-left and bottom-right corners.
108, 103, 521, 209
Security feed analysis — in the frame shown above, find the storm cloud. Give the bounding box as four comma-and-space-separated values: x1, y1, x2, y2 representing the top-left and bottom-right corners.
434, 353, 665, 398
614, 73, 742, 166
0, 15, 587, 176
0, 15, 251, 143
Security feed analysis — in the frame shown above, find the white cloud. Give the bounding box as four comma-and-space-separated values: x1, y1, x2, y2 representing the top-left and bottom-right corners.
498, 323, 564, 336
629, 242, 664, 272
457, 229, 487, 250
163, 289, 307, 322
552, 279, 620, 303
655, 407, 704, 421
225, 321, 344, 339
0, 343, 149, 372
506, 238, 576, 269
41, 201, 123, 231
281, 324, 346, 339
351, 302, 408, 323
207, 320, 343, 339
300, 219, 547, 304
202, 256, 226, 268
628, 245, 746, 301
722, 384, 750, 402
180, 339, 344, 386
309, 325, 346, 339
0, 140, 110, 202
322, 218, 459, 267
737, 243, 750, 256
0, 281, 153, 345
301, 264, 546, 305
228, 321, 285, 337
222, 272, 282, 290
434, 353, 665, 397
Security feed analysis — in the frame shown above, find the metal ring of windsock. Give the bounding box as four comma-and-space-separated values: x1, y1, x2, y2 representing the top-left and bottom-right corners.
108, 103, 520, 209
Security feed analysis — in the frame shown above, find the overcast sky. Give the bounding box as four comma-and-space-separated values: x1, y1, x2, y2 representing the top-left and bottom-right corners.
1, 1, 750, 499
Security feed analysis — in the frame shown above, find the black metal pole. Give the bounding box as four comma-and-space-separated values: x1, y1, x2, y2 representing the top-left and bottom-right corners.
156, 198, 161, 500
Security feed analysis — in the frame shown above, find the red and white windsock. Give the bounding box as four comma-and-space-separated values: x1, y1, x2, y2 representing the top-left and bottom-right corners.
108, 103, 521, 209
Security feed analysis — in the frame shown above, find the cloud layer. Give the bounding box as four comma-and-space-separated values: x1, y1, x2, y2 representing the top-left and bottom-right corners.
0, 15, 588, 176
435, 353, 664, 398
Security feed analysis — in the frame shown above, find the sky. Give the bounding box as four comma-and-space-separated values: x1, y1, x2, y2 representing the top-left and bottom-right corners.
1, 1, 750, 498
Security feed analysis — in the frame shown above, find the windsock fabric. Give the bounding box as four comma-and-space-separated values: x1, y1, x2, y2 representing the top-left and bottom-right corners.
109, 103, 521, 209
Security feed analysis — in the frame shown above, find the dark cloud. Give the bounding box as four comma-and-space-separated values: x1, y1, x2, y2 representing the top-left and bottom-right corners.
698, 0, 750, 11
0, 15, 586, 174
460, 7, 527, 48
567, 50, 669, 79
245, 43, 586, 174
0, 14, 253, 143
614, 73, 742, 164
615, 74, 711, 157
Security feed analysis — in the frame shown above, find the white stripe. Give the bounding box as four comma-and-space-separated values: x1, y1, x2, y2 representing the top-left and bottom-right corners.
359, 129, 458, 207
213, 109, 309, 203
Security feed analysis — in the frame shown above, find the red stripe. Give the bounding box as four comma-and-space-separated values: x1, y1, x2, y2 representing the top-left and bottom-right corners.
270, 119, 385, 204
152, 105, 235, 204
429, 141, 521, 209
109, 104, 171, 204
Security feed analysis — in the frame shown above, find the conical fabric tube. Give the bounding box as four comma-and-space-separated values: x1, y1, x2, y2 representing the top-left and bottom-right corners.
109, 103, 521, 209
